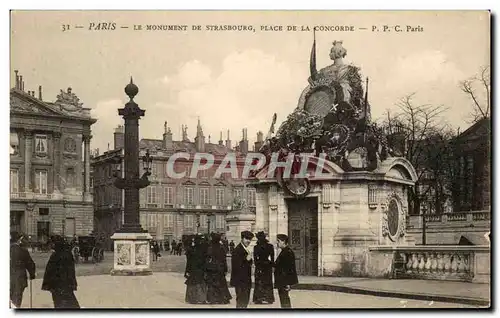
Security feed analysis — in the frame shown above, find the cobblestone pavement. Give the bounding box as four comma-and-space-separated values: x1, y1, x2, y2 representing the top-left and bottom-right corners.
19, 272, 478, 309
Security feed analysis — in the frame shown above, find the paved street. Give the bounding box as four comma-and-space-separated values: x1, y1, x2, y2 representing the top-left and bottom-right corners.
30, 251, 187, 277
19, 272, 478, 309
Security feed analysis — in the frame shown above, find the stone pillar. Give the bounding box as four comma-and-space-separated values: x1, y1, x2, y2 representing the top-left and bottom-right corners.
254, 187, 267, 231
52, 132, 62, 195
24, 130, 33, 192
267, 185, 279, 246
83, 134, 91, 201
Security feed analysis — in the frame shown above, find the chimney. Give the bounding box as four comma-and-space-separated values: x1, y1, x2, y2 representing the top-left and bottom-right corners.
218, 131, 224, 146
225, 130, 231, 149
195, 118, 205, 152
239, 128, 249, 154
14, 70, 19, 89
162, 121, 173, 150
114, 125, 125, 150
254, 131, 264, 151
20, 76, 24, 91
38, 85, 42, 100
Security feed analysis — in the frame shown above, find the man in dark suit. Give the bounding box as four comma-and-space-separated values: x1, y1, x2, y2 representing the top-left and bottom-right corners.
274, 234, 298, 308
230, 230, 254, 308
10, 232, 36, 308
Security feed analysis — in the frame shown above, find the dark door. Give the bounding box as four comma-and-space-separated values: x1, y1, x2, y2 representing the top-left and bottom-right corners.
287, 197, 318, 276
37, 221, 50, 243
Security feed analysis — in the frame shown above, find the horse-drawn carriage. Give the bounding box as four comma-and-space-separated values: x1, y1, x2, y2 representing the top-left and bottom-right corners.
71, 235, 105, 264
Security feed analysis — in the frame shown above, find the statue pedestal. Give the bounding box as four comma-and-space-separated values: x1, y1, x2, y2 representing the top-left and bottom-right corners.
110, 232, 153, 276
225, 208, 255, 245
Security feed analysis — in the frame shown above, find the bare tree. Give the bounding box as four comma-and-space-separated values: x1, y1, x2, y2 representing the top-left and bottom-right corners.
379, 93, 453, 215
460, 66, 490, 123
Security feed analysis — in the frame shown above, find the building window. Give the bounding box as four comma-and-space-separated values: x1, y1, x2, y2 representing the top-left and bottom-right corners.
147, 187, 157, 204
10, 132, 19, 155
39, 208, 49, 216
215, 214, 224, 229
184, 187, 194, 205
200, 214, 207, 228
35, 135, 48, 154
164, 187, 173, 205
199, 169, 209, 178
216, 188, 225, 206
184, 214, 194, 230
148, 213, 157, 228
34, 170, 48, 194
200, 188, 209, 205
140, 214, 147, 228
10, 169, 19, 193
247, 188, 256, 207
151, 162, 158, 178
164, 214, 174, 230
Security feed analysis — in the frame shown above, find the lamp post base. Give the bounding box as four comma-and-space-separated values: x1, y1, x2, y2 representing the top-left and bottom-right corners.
110, 232, 153, 276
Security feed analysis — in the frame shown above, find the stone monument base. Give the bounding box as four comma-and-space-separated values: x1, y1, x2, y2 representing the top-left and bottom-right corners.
110, 232, 153, 276
225, 208, 255, 245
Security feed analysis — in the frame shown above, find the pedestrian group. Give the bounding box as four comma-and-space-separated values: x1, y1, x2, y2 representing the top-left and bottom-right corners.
184, 230, 298, 308
10, 232, 80, 309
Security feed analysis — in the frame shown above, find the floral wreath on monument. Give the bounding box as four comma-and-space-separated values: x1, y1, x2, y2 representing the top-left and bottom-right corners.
252, 39, 393, 198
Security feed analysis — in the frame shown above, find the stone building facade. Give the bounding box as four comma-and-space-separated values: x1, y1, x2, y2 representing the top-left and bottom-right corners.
92, 120, 261, 250
10, 71, 96, 243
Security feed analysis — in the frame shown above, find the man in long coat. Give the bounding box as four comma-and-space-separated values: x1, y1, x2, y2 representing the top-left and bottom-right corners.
42, 235, 80, 308
274, 234, 298, 308
10, 232, 36, 308
230, 231, 254, 308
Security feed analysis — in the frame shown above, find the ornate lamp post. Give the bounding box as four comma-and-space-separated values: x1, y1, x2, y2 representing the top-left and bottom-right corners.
110, 78, 153, 276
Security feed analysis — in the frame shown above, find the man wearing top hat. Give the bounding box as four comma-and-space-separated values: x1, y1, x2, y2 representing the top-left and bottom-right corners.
229, 230, 255, 308
10, 232, 36, 308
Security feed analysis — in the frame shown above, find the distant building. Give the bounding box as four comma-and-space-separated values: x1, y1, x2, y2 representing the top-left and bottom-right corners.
10, 70, 96, 243
92, 120, 261, 250
451, 118, 491, 212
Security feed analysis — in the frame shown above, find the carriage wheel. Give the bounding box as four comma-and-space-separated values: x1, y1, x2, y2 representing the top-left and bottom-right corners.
72, 247, 80, 264
92, 247, 98, 264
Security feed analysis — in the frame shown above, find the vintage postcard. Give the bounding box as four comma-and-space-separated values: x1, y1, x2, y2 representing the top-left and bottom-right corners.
9, 10, 490, 309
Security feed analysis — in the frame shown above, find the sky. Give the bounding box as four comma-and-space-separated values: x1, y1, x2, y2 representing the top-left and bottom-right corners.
10, 10, 490, 153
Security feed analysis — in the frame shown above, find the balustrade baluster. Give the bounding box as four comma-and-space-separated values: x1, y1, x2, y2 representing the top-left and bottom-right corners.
437, 253, 444, 272
424, 253, 432, 272
406, 253, 413, 273
418, 254, 425, 272
457, 254, 466, 273
412, 254, 419, 272
451, 254, 459, 273
430, 253, 438, 272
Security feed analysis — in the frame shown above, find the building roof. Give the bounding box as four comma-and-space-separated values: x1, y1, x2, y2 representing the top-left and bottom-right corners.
139, 138, 244, 157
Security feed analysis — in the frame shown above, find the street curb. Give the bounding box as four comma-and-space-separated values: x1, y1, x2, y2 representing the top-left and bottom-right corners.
226, 280, 489, 307
291, 283, 490, 307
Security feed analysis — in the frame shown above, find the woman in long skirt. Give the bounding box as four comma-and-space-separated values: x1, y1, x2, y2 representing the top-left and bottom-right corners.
205, 233, 232, 304
253, 231, 275, 304
184, 235, 207, 304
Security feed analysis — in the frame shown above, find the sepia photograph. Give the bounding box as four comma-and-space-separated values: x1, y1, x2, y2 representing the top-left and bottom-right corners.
8, 9, 491, 310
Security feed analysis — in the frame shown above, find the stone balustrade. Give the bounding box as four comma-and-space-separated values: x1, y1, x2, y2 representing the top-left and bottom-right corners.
409, 210, 490, 227
368, 245, 490, 283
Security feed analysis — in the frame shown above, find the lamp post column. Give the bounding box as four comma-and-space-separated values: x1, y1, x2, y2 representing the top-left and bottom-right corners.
110, 78, 153, 276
